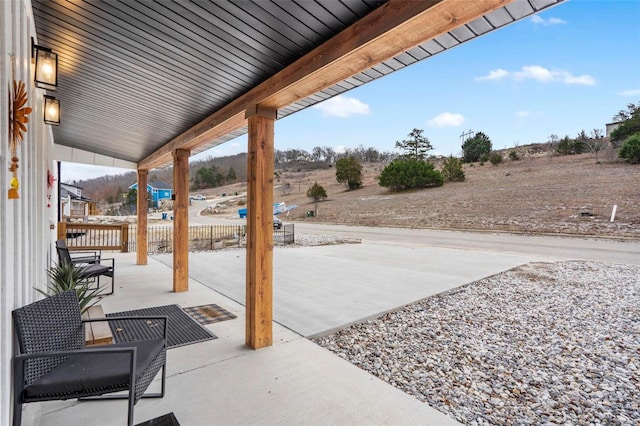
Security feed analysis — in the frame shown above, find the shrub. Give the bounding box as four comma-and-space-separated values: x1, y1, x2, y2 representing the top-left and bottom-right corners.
489, 151, 503, 165
306, 182, 327, 200
508, 150, 519, 161
462, 132, 492, 163
335, 156, 363, 190
378, 158, 444, 192
618, 134, 640, 164
441, 155, 465, 182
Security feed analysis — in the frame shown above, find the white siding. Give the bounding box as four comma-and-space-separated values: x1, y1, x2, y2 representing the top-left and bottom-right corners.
1, 0, 57, 423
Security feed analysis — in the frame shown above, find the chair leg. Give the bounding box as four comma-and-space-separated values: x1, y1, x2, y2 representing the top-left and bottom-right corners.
13, 357, 24, 426
12, 401, 22, 426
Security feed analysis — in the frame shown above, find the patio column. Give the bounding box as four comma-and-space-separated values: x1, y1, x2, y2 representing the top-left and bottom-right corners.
173, 148, 190, 292
245, 105, 276, 349
136, 169, 148, 265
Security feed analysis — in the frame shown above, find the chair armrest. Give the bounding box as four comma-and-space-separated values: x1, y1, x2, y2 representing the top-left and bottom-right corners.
15, 345, 137, 361
70, 250, 102, 264
83, 315, 168, 339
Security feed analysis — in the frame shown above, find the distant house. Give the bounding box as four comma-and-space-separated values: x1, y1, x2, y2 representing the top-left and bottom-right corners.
60, 183, 91, 218
129, 180, 173, 208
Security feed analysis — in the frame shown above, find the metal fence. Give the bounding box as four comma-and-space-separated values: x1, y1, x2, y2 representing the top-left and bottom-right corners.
274, 224, 295, 245
127, 224, 248, 254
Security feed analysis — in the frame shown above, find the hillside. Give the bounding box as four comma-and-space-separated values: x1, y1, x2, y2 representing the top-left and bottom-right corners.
207, 150, 639, 239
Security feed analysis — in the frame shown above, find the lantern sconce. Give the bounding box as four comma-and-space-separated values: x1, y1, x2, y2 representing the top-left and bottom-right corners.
44, 95, 60, 125
32, 38, 58, 90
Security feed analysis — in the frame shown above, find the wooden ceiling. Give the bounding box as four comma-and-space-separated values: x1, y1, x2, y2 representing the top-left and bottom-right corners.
31, 0, 563, 170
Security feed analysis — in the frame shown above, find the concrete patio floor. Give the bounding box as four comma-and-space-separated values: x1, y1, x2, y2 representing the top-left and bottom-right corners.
21, 250, 462, 426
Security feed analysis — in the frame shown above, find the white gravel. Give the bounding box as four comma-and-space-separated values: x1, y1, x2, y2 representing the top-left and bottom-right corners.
315, 261, 640, 425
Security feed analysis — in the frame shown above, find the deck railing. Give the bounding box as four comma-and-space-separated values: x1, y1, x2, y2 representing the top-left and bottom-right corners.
58, 222, 294, 254
57, 222, 129, 251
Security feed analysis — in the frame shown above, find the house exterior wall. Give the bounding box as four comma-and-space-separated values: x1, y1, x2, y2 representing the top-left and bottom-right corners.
1, 1, 57, 423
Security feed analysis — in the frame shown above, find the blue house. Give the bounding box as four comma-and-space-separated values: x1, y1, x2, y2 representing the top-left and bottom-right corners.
129, 180, 173, 208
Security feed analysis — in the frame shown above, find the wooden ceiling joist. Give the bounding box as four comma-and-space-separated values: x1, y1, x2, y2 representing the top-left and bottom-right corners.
139, 0, 512, 170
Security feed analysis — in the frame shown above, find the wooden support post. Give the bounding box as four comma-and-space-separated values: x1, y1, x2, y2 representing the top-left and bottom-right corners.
173, 149, 190, 292
245, 106, 276, 349
136, 169, 148, 263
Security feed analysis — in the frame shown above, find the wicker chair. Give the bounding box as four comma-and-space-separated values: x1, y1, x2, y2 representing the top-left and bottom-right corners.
12, 291, 167, 426
55, 239, 115, 295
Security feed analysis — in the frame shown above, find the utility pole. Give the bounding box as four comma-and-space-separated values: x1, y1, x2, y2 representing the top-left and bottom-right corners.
460, 129, 473, 144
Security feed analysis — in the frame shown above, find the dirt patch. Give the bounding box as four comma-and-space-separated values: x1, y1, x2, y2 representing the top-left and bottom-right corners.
259, 152, 639, 239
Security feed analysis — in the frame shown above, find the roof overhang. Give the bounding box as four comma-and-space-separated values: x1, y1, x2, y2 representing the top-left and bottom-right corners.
32, 0, 564, 170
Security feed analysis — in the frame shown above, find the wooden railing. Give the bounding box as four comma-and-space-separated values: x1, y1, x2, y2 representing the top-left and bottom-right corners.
57, 222, 129, 252
58, 223, 293, 254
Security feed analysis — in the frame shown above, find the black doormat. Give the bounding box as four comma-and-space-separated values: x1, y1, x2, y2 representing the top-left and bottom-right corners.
107, 304, 217, 349
183, 304, 237, 325
136, 412, 180, 426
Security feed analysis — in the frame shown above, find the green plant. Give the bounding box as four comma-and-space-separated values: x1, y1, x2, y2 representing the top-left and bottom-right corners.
489, 151, 503, 165
306, 182, 327, 200
441, 155, 465, 182
38, 262, 103, 314
508, 150, 519, 161
335, 156, 363, 189
395, 128, 434, 160
378, 158, 443, 191
618, 133, 640, 164
462, 132, 492, 163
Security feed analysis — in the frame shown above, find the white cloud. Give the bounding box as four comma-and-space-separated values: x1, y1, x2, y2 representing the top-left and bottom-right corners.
475, 65, 596, 86
312, 95, 371, 118
428, 112, 465, 128
530, 15, 567, 26
620, 88, 640, 97
515, 110, 531, 118
474, 68, 509, 81
334, 145, 347, 154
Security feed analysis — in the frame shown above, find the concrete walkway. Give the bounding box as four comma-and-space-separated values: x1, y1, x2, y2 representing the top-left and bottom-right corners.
21, 252, 460, 426
154, 241, 542, 337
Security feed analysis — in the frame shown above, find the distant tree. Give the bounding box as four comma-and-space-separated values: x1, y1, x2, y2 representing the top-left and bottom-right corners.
378, 158, 443, 192
226, 167, 237, 182
306, 182, 327, 201
311, 146, 323, 162
395, 128, 434, 160
192, 165, 224, 190
611, 105, 640, 144
586, 130, 605, 163
441, 156, 465, 182
462, 131, 492, 163
335, 156, 363, 190
618, 134, 640, 164
572, 129, 589, 154
612, 101, 639, 123
547, 134, 559, 145
508, 150, 520, 161
555, 135, 574, 155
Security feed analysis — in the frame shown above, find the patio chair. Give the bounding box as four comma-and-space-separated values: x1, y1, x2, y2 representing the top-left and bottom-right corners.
55, 239, 102, 264
12, 291, 167, 426
56, 239, 115, 295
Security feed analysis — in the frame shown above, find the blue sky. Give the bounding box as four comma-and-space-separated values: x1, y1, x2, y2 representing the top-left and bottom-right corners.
64, 0, 640, 181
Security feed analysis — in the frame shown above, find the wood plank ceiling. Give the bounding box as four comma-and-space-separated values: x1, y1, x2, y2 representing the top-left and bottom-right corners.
31, 0, 563, 169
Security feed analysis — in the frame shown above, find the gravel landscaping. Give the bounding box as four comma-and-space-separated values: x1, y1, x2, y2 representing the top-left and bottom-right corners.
315, 261, 640, 425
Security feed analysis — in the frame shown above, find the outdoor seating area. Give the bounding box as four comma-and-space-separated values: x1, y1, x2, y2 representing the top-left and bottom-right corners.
12, 291, 167, 426
55, 240, 115, 295
16, 252, 458, 426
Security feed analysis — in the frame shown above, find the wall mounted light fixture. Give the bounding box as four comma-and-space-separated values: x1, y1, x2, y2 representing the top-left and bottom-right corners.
32, 39, 58, 90
44, 95, 60, 125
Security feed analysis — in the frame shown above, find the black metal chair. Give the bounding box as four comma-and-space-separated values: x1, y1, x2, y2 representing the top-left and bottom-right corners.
56, 239, 115, 295
12, 291, 167, 426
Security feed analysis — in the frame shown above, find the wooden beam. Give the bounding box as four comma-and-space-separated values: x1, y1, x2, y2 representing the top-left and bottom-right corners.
139, 0, 511, 170
136, 169, 148, 265
172, 149, 190, 292
245, 107, 275, 349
